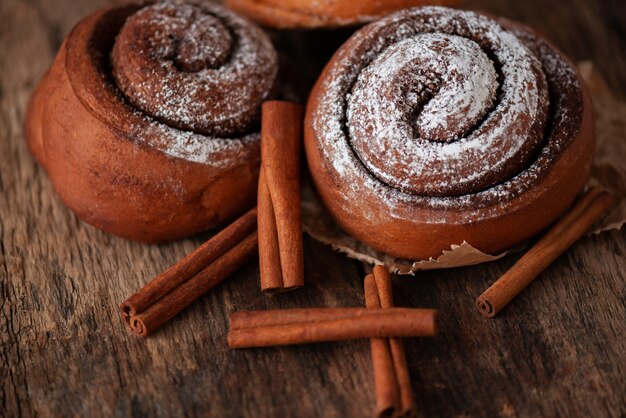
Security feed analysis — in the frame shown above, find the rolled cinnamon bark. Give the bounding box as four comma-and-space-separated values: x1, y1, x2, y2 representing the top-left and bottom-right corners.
130, 232, 258, 337
257, 168, 284, 291
372, 266, 416, 418
121, 207, 257, 323
476, 187, 615, 317
259, 101, 304, 291
365, 274, 400, 418
230, 307, 397, 329
120, 208, 258, 337
227, 307, 437, 348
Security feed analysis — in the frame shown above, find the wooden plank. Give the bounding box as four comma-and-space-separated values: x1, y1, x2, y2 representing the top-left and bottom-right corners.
1, 0, 625, 417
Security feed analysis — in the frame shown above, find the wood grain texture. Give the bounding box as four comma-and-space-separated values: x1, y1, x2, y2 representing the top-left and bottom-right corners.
1, 0, 625, 417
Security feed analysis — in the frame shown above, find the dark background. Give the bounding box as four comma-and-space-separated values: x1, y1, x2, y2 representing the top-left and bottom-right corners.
1, 0, 625, 417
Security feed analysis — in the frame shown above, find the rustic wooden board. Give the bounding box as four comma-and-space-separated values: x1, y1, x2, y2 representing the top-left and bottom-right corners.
1, 0, 625, 417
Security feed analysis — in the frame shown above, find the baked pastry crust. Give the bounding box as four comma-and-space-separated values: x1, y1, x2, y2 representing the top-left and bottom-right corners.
25, 2, 278, 242
225, 0, 459, 29
305, 7, 595, 260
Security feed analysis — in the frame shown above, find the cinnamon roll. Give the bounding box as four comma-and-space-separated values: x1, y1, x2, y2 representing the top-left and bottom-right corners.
305, 7, 595, 260
25, 2, 278, 242
225, 0, 460, 29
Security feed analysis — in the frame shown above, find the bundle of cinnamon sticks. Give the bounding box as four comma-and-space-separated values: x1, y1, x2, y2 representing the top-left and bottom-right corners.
228, 267, 435, 418
120, 208, 258, 337
366, 266, 417, 418
258, 101, 305, 292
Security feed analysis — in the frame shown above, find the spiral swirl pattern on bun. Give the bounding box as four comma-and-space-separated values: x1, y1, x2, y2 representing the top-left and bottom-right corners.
305, 7, 594, 260
111, 2, 276, 137
25, 2, 278, 242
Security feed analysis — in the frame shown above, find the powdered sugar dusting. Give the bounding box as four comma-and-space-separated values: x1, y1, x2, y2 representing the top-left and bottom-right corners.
343, 11, 548, 196
135, 118, 259, 165
310, 6, 584, 223
104, 1, 277, 166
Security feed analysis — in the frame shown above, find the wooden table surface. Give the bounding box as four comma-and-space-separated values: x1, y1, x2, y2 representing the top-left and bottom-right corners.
2, 0, 625, 417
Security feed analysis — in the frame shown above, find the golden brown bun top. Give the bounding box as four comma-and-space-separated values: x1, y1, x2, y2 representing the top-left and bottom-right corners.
225, 0, 461, 29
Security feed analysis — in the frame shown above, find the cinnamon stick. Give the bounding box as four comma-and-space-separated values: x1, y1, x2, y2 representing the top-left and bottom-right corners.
230, 307, 377, 329
476, 187, 615, 317
373, 266, 416, 418
227, 307, 437, 348
259, 100, 304, 291
120, 208, 258, 336
257, 168, 284, 290
365, 274, 399, 418
130, 232, 258, 337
